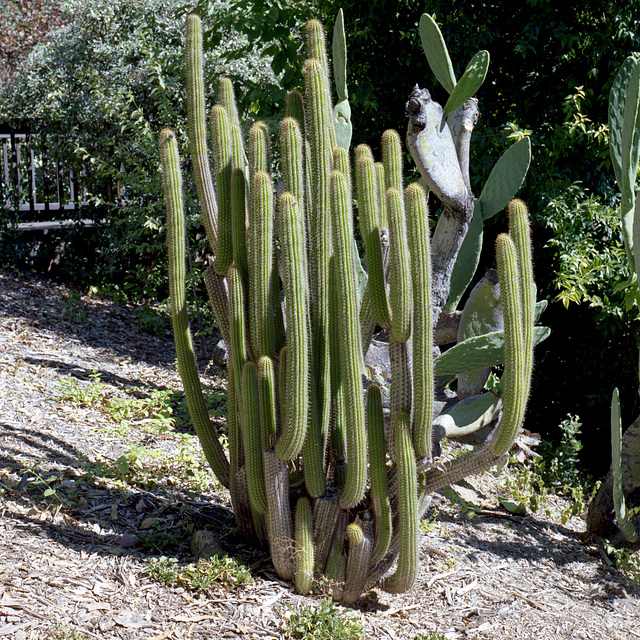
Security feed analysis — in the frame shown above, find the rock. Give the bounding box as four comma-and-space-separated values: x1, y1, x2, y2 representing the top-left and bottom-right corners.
191, 529, 224, 560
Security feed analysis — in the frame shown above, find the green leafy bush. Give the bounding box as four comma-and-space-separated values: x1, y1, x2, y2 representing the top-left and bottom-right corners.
0, 0, 277, 298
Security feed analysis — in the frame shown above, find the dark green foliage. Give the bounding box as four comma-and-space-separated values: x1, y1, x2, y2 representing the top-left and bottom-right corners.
0, 0, 275, 298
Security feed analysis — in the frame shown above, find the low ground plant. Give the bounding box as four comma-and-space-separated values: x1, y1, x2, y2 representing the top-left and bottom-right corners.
144, 555, 253, 591
500, 414, 591, 523
284, 600, 364, 640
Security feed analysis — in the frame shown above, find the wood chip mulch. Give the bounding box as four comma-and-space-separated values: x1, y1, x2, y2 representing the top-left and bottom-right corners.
2, 267, 640, 640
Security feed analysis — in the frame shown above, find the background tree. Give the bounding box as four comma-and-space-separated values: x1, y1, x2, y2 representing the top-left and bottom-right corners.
0, 0, 277, 299
0, 0, 67, 88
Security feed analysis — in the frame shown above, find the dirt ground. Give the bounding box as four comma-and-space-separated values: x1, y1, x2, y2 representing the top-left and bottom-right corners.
1, 267, 639, 640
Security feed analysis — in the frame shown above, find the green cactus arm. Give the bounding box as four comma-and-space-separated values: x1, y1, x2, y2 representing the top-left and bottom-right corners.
294, 497, 315, 595
419, 13, 456, 94
446, 139, 531, 311
444, 50, 490, 117
490, 233, 528, 456
249, 121, 269, 180
226, 362, 242, 502
240, 361, 268, 515
381, 412, 419, 594
325, 511, 348, 601
248, 171, 276, 359
279, 117, 305, 215
217, 76, 240, 127
231, 167, 248, 277
203, 264, 230, 348
227, 263, 250, 386
405, 183, 434, 458
305, 55, 335, 461
275, 193, 310, 461
263, 449, 295, 581
210, 105, 234, 275
389, 338, 412, 446
256, 356, 277, 449
313, 493, 340, 572
357, 155, 391, 328
366, 385, 393, 565
303, 368, 328, 498
381, 129, 404, 193
387, 187, 412, 343
328, 261, 348, 467
331, 170, 367, 509
611, 387, 639, 543
185, 14, 217, 254
306, 19, 331, 79
160, 128, 230, 489
285, 90, 305, 136
375, 162, 388, 230
507, 200, 535, 380
343, 517, 374, 604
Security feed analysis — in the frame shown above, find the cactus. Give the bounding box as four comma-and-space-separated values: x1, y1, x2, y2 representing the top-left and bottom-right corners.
585, 55, 640, 547
160, 13, 538, 602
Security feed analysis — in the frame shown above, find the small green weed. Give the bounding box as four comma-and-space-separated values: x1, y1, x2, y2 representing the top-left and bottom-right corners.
603, 540, 640, 584
284, 600, 364, 640
59, 290, 89, 325
144, 555, 253, 591
57, 371, 178, 433
57, 371, 105, 407
420, 506, 441, 533
135, 302, 168, 337
443, 486, 481, 519
137, 524, 182, 553
501, 414, 589, 523
412, 632, 448, 640
45, 624, 91, 640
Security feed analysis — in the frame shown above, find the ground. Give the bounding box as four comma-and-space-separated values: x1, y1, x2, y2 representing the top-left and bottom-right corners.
1, 267, 639, 640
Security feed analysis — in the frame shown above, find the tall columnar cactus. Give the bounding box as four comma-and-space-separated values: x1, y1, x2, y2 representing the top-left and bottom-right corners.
160, 13, 539, 601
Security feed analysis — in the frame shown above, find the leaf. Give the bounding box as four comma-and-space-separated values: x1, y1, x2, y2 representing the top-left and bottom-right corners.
419, 13, 456, 94
438, 392, 502, 437
333, 99, 352, 150
444, 50, 490, 116
479, 137, 532, 220
446, 200, 484, 311
609, 55, 640, 277
434, 326, 550, 376
611, 387, 638, 543
332, 8, 348, 101
534, 299, 547, 323
499, 497, 527, 515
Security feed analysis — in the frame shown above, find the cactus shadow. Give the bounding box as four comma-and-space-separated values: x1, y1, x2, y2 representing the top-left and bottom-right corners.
437, 503, 640, 601
0, 420, 244, 566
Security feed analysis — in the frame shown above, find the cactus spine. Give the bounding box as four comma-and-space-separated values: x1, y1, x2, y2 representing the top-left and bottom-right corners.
163, 14, 537, 603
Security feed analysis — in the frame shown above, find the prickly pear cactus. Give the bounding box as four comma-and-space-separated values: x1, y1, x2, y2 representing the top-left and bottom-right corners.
586, 55, 640, 547
160, 13, 538, 601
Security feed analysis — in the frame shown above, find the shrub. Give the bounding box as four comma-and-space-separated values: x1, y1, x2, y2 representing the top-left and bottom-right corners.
0, 0, 277, 298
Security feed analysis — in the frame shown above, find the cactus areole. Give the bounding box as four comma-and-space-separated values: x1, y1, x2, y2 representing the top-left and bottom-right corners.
160, 13, 537, 602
